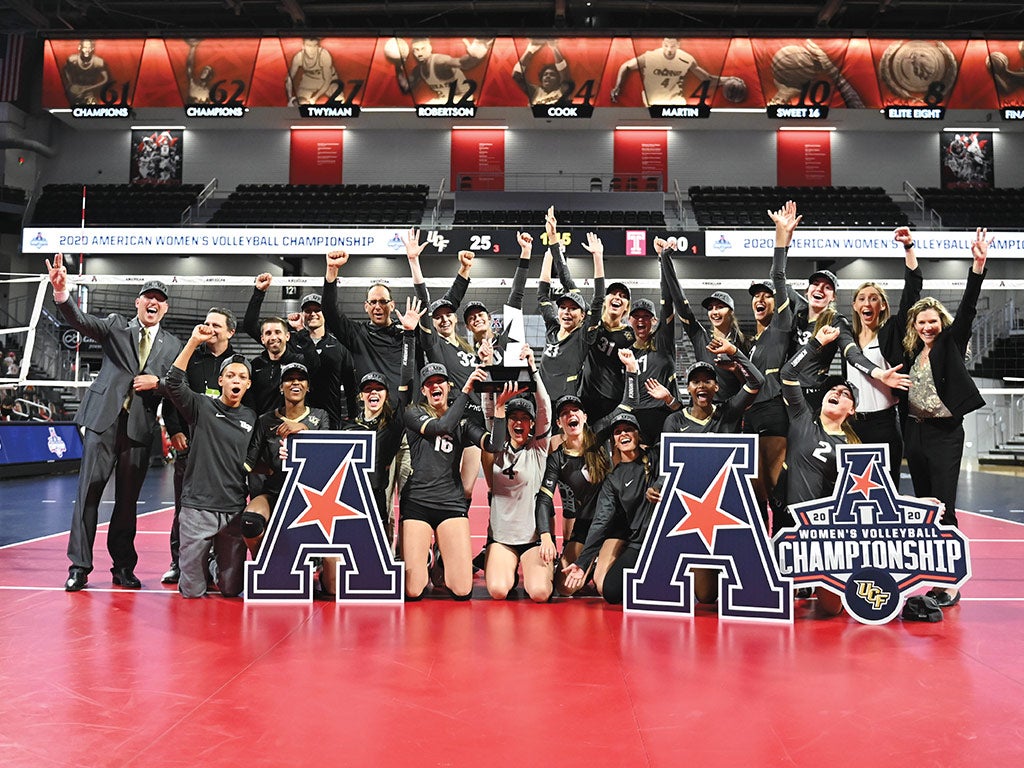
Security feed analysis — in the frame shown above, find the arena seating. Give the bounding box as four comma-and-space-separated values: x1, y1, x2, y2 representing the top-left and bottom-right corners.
453, 208, 666, 227
689, 185, 908, 228
209, 183, 429, 225
31, 183, 203, 226
917, 187, 1024, 229
0, 186, 27, 205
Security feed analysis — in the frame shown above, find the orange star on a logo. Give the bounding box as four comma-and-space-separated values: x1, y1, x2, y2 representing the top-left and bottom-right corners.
848, 463, 882, 498
669, 459, 746, 550
290, 456, 365, 540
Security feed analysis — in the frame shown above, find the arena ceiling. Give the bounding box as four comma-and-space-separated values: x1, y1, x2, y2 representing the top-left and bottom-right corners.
2, 0, 1023, 36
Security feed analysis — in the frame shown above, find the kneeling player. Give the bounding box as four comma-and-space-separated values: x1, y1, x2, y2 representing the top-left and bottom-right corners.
166, 325, 256, 598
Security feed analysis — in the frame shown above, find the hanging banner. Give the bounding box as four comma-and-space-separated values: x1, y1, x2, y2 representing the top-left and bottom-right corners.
290, 128, 344, 185
450, 128, 505, 191
940, 130, 994, 189
777, 129, 831, 187
613, 129, 667, 192
38, 35, 1024, 111
130, 128, 183, 184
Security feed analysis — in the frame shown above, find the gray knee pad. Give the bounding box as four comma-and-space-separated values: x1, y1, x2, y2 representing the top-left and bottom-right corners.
240, 511, 266, 539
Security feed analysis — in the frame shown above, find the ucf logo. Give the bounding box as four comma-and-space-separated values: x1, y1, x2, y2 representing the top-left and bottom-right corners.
624, 434, 793, 622
774, 444, 970, 625
854, 579, 891, 611
245, 431, 404, 602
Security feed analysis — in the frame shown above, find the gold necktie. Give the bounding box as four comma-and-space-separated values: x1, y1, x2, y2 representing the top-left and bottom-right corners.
139, 327, 151, 370
124, 328, 151, 410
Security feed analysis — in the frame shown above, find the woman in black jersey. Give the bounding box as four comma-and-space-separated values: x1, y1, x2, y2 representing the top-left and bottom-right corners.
536, 394, 615, 595
401, 353, 489, 601
789, 266, 841, 413
578, 231, 635, 422
779, 325, 860, 614
778, 202, 911, 413
241, 362, 329, 558
658, 236, 747, 403
662, 339, 763, 435
626, 295, 680, 445
460, 234, 532, 368
338, 369, 409, 550
537, 208, 606, 409
561, 413, 672, 605
404, 228, 481, 502
743, 201, 800, 531
901, 229, 989, 608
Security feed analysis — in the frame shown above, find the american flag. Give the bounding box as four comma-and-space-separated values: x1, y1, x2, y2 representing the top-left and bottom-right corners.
0, 34, 25, 103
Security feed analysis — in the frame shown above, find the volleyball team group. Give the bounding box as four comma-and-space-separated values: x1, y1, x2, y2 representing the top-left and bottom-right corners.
49, 203, 991, 612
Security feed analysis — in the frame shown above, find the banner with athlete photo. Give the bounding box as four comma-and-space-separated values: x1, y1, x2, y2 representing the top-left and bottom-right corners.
42, 38, 145, 109
940, 130, 994, 189
39, 34, 1024, 111
130, 128, 183, 184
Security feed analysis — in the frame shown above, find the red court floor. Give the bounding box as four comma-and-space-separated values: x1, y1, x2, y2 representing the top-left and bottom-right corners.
2, 473, 1024, 767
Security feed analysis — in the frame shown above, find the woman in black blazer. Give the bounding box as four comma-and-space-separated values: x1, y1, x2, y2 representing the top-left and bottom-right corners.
902, 228, 990, 608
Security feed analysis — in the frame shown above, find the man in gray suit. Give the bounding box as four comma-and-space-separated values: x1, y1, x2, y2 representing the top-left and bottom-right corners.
47, 253, 183, 591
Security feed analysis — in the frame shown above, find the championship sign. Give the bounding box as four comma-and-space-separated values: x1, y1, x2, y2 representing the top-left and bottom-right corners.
245, 431, 404, 603
774, 444, 971, 625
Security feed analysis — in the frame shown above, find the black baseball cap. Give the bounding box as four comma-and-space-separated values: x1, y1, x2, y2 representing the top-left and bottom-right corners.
138, 280, 168, 299
554, 394, 584, 417
279, 362, 309, 380
606, 281, 631, 300
685, 361, 717, 382
808, 270, 838, 291
420, 362, 449, 382
608, 411, 640, 431
505, 397, 536, 420
300, 293, 322, 309
359, 371, 388, 390
701, 290, 735, 311
629, 298, 656, 317
219, 354, 251, 375
429, 298, 457, 316
462, 300, 489, 321
556, 292, 586, 311
822, 375, 858, 407
748, 280, 775, 297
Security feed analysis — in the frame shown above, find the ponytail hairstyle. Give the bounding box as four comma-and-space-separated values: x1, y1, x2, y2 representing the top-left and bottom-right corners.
580, 424, 611, 486
812, 304, 837, 336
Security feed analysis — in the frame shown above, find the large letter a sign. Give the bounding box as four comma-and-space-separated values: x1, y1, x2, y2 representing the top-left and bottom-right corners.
245, 431, 404, 603
624, 434, 792, 622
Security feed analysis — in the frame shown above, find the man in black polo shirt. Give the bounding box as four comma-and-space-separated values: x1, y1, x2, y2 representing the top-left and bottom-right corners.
242, 274, 320, 415
290, 292, 356, 428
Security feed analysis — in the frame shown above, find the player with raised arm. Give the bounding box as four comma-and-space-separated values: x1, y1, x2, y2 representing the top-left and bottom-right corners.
480, 345, 554, 602
901, 228, 990, 608
395, 37, 491, 104
512, 39, 575, 105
